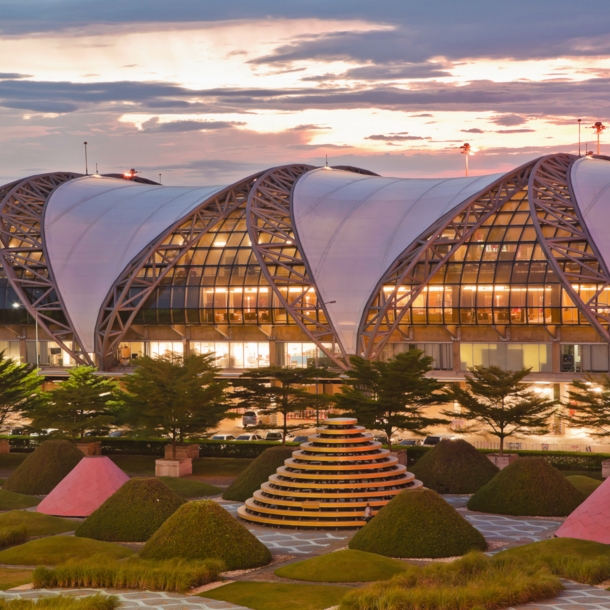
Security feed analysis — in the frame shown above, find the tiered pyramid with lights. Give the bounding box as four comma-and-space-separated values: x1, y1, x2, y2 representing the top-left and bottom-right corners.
37, 456, 129, 517
237, 417, 422, 528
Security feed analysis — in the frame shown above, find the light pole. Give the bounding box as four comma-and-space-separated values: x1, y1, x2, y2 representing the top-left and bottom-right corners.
83, 142, 88, 175
314, 299, 337, 425
13, 303, 38, 366
591, 121, 607, 155
578, 118, 582, 157
459, 143, 475, 177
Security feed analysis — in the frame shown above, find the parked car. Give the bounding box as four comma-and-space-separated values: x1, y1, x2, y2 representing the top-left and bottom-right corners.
235, 433, 263, 441
211, 434, 236, 441
265, 432, 283, 441
423, 435, 456, 446
292, 435, 309, 443
398, 439, 419, 447
108, 430, 125, 438
373, 435, 390, 445
8, 428, 24, 436
242, 410, 259, 427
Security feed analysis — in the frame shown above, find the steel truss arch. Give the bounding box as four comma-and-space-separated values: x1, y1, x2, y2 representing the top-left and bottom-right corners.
358, 160, 536, 359
528, 153, 610, 342
246, 165, 350, 370
0, 173, 91, 364
95, 172, 264, 370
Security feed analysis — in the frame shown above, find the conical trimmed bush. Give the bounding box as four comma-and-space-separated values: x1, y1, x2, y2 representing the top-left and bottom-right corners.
223, 446, 294, 502
140, 500, 272, 570
410, 439, 499, 494
4, 440, 83, 495
75, 477, 185, 541
467, 457, 585, 516
349, 488, 486, 558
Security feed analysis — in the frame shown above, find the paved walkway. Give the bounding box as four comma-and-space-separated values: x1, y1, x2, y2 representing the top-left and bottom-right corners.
510, 581, 610, 609
464, 513, 560, 542
0, 588, 251, 610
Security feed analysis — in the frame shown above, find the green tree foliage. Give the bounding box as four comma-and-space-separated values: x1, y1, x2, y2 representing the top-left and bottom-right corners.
26, 366, 121, 439
121, 353, 229, 456
232, 365, 335, 444
334, 350, 447, 441
0, 350, 44, 428
446, 365, 557, 456
567, 374, 610, 437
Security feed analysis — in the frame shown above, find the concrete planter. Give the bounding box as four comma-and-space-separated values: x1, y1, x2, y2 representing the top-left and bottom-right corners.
75, 441, 102, 456
155, 458, 193, 478
487, 453, 519, 470
602, 459, 610, 479
164, 444, 199, 460
390, 449, 407, 466
0, 439, 9, 454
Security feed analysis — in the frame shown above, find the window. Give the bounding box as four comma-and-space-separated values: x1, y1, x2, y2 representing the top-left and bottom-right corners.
460, 343, 552, 372
190, 341, 270, 369
26, 341, 75, 367
380, 343, 453, 370
561, 344, 609, 373
275, 342, 338, 368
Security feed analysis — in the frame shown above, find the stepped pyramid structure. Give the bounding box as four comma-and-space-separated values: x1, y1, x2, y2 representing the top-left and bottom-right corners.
237, 417, 422, 528
37, 456, 130, 517
555, 478, 610, 543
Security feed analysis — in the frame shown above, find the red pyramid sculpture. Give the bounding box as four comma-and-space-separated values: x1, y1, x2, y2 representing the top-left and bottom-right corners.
37, 456, 129, 517
555, 478, 610, 543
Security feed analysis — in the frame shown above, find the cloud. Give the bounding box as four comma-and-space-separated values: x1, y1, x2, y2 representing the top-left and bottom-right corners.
303, 63, 451, 82
462, 128, 485, 133
495, 128, 535, 133
289, 123, 331, 130
0, 73, 31, 80
366, 132, 429, 141
140, 118, 245, 132
491, 114, 528, 126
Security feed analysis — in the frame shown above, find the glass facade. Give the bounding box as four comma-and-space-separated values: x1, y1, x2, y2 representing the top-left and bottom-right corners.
561, 344, 609, 373
191, 341, 270, 369
460, 342, 552, 372
276, 342, 339, 368
380, 343, 454, 370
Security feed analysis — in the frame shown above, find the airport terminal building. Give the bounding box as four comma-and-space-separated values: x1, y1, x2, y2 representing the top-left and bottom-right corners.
1, 152, 610, 425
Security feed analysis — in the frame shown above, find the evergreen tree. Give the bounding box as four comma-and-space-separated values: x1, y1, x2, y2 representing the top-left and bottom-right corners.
232, 366, 335, 444
567, 374, 610, 437
121, 353, 229, 456
446, 365, 557, 456
0, 350, 44, 428
26, 366, 120, 438
334, 350, 447, 443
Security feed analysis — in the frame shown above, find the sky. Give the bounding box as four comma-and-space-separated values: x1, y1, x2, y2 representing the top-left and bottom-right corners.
1, 0, 610, 185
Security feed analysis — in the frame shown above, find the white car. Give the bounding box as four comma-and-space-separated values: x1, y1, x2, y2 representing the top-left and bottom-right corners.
211, 434, 236, 441
235, 433, 263, 441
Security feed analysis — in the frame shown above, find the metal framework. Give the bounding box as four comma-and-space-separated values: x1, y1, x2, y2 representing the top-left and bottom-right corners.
247, 165, 350, 369
95, 172, 263, 370
0, 173, 91, 364
358, 160, 536, 359
529, 154, 610, 342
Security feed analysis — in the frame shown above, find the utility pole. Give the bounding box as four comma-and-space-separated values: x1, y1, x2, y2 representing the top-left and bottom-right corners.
84, 142, 88, 175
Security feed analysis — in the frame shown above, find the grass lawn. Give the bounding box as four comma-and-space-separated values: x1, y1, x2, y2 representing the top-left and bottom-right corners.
0, 455, 28, 472
275, 549, 409, 583
500, 537, 610, 561
0, 535, 133, 566
0, 511, 77, 537
567, 475, 603, 497
108, 456, 155, 475
192, 458, 253, 477
0, 567, 33, 590
561, 470, 604, 481
0, 491, 40, 511
157, 477, 220, 498
203, 582, 348, 610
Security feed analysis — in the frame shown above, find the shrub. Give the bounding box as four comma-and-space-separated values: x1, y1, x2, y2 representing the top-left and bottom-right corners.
140, 500, 272, 570
339, 551, 562, 610
349, 488, 486, 558
567, 474, 602, 497
222, 445, 294, 501
33, 556, 224, 593
0, 525, 27, 549
0, 594, 119, 610
75, 478, 184, 542
0, 511, 76, 537
4, 441, 83, 495
0, 535, 133, 566
0, 490, 39, 511
274, 549, 409, 583
410, 439, 499, 494
467, 457, 585, 516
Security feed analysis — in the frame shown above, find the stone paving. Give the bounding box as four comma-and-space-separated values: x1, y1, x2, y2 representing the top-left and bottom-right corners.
255, 531, 347, 555
510, 581, 610, 609
464, 513, 560, 542
0, 588, 251, 610
442, 495, 470, 508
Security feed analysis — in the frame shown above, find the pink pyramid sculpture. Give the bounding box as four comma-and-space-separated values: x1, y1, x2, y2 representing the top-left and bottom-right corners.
37, 456, 129, 518
555, 477, 610, 543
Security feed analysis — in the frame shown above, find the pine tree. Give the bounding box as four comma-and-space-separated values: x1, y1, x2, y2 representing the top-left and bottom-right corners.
334, 350, 447, 442
26, 366, 120, 438
567, 374, 610, 437
121, 353, 229, 456
232, 366, 335, 444
446, 365, 557, 456
0, 350, 44, 428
